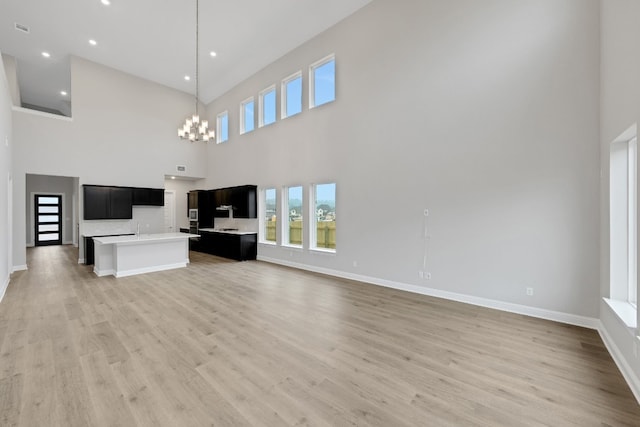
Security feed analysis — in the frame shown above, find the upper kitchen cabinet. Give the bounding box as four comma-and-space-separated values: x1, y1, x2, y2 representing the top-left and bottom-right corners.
232, 185, 257, 218
132, 187, 164, 206
212, 185, 257, 218
83, 185, 133, 220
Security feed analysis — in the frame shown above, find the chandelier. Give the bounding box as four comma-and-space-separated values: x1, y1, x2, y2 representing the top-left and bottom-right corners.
178, 0, 214, 142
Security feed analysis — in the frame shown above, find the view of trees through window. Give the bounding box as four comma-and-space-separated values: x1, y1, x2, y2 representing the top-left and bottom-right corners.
314, 183, 336, 250
286, 186, 303, 246
264, 188, 277, 242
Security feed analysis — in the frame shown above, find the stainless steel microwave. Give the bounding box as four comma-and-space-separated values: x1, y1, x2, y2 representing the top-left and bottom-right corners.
189, 208, 198, 221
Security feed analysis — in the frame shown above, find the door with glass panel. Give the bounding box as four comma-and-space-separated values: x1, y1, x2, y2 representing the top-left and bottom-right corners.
35, 194, 62, 246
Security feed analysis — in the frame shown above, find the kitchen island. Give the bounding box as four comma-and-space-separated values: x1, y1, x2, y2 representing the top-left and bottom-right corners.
93, 232, 199, 278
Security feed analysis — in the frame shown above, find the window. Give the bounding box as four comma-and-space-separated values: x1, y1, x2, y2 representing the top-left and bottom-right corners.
261, 188, 277, 244
35, 194, 62, 246
311, 183, 336, 251
284, 186, 303, 247
629, 137, 638, 307
259, 86, 276, 128
610, 125, 638, 313
217, 111, 228, 143
310, 55, 335, 109
240, 97, 255, 134
281, 71, 302, 119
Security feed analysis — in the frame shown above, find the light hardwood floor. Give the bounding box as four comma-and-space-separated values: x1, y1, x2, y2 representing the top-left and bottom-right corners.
0, 245, 639, 426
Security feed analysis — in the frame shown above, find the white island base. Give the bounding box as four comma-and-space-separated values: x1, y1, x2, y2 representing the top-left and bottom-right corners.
93, 233, 199, 278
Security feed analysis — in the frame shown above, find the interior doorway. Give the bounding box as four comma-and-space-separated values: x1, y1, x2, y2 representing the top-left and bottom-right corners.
164, 191, 176, 232
34, 194, 62, 246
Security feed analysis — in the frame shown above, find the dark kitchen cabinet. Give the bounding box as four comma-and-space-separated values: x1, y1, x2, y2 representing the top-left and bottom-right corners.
83, 185, 133, 220
212, 185, 257, 218
232, 185, 257, 218
132, 187, 164, 206
198, 231, 257, 261
188, 190, 214, 227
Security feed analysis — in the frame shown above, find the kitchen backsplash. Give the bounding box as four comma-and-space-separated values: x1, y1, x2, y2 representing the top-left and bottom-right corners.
82, 206, 165, 236
214, 218, 258, 232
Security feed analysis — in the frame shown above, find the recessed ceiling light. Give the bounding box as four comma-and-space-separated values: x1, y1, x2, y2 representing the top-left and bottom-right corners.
184, 75, 190, 81
89, 39, 97, 46
60, 91, 68, 96
101, 0, 111, 5
210, 51, 217, 57
41, 51, 50, 58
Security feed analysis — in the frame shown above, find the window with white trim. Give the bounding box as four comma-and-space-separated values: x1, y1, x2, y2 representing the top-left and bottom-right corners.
240, 97, 255, 134
311, 183, 336, 252
259, 86, 276, 128
283, 185, 303, 247
309, 54, 335, 109
281, 71, 302, 119
610, 126, 638, 310
261, 188, 277, 244
217, 111, 228, 143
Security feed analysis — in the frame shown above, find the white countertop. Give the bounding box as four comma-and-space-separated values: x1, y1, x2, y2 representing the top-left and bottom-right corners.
198, 228, 257, 235
82, 233, 135, 238
93, 232, 200, 245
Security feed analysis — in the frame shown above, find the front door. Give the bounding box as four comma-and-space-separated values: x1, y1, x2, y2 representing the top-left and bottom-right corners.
35, 194, 62, 246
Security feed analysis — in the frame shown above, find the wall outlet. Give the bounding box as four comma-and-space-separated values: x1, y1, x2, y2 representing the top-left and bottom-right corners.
526, 287, 534, 296
419, 271, 424, 279
424, 209, 429, 217
425, 272, 431, 280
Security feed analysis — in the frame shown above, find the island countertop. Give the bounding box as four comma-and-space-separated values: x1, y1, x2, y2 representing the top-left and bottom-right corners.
93, 232, 200, 245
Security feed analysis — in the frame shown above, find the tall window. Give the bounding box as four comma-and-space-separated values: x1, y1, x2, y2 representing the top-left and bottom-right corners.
259, 86, 276, 128
282, 71, 302, 119
217, 111, 228, 143
312, 183, 336, 251
610, 127, 638, 310
240, 97, 255, 134
284, 186, 303, 247
629, 137, 637, 307
310, 55, 335, 109
262, 188, 277, 244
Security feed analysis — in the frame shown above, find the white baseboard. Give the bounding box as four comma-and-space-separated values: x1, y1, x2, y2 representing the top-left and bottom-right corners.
93, 266, 115, 277
78, 258, 85, 264
11, 265, 27, 273
257, 256, 600, 330
598, 322, 640, 404
25, 243, 34, 248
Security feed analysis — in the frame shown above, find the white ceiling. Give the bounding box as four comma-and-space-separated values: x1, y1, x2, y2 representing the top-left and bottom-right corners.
0, 0, 371, 114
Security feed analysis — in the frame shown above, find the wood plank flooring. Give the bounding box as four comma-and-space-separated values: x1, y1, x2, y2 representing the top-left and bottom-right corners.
1, 245, 639, 426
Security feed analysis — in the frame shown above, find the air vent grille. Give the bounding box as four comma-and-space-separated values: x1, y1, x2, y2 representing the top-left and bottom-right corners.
14, 22, 29, 34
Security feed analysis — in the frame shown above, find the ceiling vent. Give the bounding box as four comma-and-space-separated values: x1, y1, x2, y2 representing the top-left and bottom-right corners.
176, 165, 187, 172
14, 23, 30, 34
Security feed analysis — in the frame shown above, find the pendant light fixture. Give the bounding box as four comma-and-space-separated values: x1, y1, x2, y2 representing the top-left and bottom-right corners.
178, 0, 214, 142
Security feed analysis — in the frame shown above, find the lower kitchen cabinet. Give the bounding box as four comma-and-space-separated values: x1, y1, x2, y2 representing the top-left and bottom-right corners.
197, 231, 257, 261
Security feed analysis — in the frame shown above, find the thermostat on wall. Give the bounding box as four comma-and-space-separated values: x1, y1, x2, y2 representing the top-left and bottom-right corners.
176, 165, 186, 172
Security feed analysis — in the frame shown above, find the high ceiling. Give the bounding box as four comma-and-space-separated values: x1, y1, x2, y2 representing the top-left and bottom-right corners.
0, 0, 371, 115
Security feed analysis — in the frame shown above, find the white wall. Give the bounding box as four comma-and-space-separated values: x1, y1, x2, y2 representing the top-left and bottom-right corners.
205, 0, 601, 319
12, 56, 208, 267
599, 0, 640, 398
0, 51, 13, 296
25, 174, 75, 245
1, 54, 20, 106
